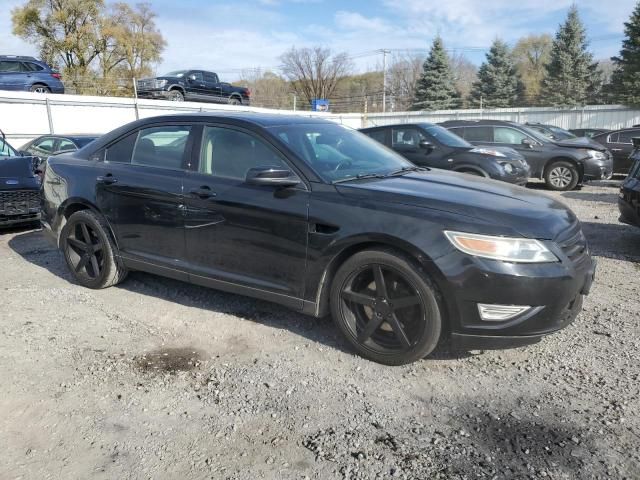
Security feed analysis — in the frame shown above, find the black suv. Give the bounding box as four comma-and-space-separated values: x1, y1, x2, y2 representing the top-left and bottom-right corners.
442, 120, 613, 190
619, 137, 640, 228
361, 123, 530, 185
1, 132, 41, 227
136, 70, 250, 105
592, 127, 640, 174
41, 113, 595, 365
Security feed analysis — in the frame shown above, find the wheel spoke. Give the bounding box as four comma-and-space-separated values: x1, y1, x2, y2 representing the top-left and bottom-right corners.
89, 254, 100, 277
80, 223, 91, 244
388, 314, 412, 348
372, 265, 388, 298
391, 296, 420, 310
357, 315, 386, 343
75, 255, 89, 273
67, 237, 87, 253
342, 289, 376, 306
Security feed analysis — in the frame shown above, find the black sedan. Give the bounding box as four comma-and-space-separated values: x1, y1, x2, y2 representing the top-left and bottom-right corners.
360, 123, 530, 185
592, 127, 640, 174
41, 113, 595, 365
20, 134, 99, 160
619, 138, 640, 228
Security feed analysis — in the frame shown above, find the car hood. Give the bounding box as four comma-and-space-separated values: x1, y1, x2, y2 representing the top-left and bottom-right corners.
553, 136, 607, 152
336, 170, 576, 240
0, 155, 37, 179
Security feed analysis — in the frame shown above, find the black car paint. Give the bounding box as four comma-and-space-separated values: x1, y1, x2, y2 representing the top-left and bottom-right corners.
41, 113, 596, 349
592, 128, 640, 174
441, 120, 613, 182
0, 155, 41, 226
136, 70, 250, 105
618, 138, 640, 228
360, 123, 530, 185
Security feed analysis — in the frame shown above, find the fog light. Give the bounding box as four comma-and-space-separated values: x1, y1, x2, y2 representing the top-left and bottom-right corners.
478, 304, 532, 321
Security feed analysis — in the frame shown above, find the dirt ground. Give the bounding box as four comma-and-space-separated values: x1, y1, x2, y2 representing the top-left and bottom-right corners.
1, 180, 639, 480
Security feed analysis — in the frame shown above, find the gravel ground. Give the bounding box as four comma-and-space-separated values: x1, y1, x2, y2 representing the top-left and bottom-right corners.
1, 180, 639, 480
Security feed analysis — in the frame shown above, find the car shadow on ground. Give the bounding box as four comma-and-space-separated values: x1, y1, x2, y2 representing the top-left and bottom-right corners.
581, 221, 640, 261
7, 229, 470, 362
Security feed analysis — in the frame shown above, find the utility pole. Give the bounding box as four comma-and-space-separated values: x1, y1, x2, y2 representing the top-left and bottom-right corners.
293, 94, 297, 112
380, 49, 390, 113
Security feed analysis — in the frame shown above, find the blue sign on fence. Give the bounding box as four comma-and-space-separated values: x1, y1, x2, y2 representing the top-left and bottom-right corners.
312, 99, 330, 112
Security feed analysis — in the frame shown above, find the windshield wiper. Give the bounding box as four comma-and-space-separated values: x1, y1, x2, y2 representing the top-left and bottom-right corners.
332, 172, 388, 184
385, 165, 429, 177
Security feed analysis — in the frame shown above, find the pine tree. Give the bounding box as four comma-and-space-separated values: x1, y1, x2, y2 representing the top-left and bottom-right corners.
541, 5, 601, 106
469, 39, 522, 108
411, 37, 460, 110
610, 1, 640, 105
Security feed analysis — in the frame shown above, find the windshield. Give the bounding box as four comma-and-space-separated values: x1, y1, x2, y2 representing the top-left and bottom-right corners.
270, 123, 414, 183
420, 124, 472, 148
163, 70, 187, 77
548, 126, 576, 140
520, 125, 553, 144
0, 137, 18, 158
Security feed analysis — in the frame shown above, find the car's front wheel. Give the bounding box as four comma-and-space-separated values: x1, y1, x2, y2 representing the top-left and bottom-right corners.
168, 90, 184, 102
330, 249, 442, 365
544, 160, 579, 191
61, 210, 127, 289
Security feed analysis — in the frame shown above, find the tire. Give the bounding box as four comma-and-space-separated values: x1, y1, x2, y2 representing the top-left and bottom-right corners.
168, 89, 184, 102
544, 160, 579, 191
330, 249, 442, 365
30, 84, 50, 94
60, 210, 127, 289
228, 96, 241, 105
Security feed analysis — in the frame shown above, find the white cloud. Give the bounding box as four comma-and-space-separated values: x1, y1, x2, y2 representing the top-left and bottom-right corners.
334, 11, 391, 32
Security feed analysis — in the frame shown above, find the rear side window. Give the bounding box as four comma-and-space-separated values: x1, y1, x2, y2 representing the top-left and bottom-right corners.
21, 62, 44, 72
131, 126, 191, 169
203, 72, 217, 83
463, 126, 493, 142
617, 130, 640, 144
58, 139, 77, 151
32, 137, 56, 153
105, 132, 137, 164
365, 130, 386, 144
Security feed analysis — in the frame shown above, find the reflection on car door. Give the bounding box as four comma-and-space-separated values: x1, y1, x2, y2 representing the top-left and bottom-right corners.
182, 125, 309, 305
0, 61, 25, 91
95, 125, 192, 275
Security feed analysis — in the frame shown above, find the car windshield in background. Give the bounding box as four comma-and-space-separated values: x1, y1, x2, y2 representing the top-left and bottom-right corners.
420, 124, 472, 148
163, 70, 187, 77
548, 126, 576, 139
270, 123, 414, 183
73, 137, 98, 148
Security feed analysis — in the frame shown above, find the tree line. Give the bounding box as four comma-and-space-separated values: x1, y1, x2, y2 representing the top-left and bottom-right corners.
9, 1, 640, 111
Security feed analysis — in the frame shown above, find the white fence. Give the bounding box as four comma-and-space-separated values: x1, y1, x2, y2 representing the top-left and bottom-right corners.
2, 90, 640, 147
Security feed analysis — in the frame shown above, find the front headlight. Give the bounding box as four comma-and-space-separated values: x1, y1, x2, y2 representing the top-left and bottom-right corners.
154, 79, 168, 88
583, 149, 606, 160
469, 147, 506, 158
444, 231, 559, 263
499, 162, 514, 174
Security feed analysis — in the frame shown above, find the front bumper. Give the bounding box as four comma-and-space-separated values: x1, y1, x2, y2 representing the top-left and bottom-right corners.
0, 212, 40, 227
583, 156, 614, 181
137, 89, 173, 99
435, 224, 596, 350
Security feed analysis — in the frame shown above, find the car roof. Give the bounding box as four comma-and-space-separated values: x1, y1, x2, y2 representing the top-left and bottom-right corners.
0, 55, 38, 61
440, 119, 520, 127
360, 122, 437, 131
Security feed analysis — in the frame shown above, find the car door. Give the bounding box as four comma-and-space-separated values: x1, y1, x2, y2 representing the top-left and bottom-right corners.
610, 130, 640, 173
0, 60, 26, 91
95, 124, 193, 273
182, 124, 309, 304
185, 71, 206, 101
491, 126, 548, 176
202, 72, 222, 103
390, 126, 452, 170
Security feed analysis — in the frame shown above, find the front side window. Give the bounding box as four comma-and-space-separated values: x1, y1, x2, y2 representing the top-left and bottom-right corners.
0, 61, 21, 73
270, 123, 413, 183
189, 71, 204, 82
131, 126, 191, 169
392, 128, 423, 147
463, 126, 493, 142
200, 126, 288, 179
494, 127, 529, 144
32, 137, 56, 154
58, 139, 77, 152
618, 130, 640, 144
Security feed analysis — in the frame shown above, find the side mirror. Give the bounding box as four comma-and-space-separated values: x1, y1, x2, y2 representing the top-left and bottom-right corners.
521, 138, 535, 148
246, 167, 300, 187
419, 140, 434, 153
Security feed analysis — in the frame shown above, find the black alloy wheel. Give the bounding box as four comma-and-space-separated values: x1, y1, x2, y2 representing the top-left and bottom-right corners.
331, 249, 442, 365
61, 210, 128, 289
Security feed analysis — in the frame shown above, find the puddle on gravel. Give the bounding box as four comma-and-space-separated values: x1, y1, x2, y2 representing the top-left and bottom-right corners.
136, 347, 204, 373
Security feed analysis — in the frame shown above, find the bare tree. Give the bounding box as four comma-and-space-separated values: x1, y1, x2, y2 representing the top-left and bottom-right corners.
450, 52, 477, 107
279, 46, 353, 106
238, 69, 292, 109
387, 52, 424, 111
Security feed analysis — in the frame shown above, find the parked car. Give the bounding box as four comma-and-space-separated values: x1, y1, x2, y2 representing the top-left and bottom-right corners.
0, 55, 64, 94
570, 128, 609, 139
0, 131, 41, 227
20, 134, 99, 160
591, 127, 640, 174
618, 137, 640, 228
136, 70, 250, 105
41, 113, 596, 365
360, 123, 530, 185
526, 123, 577, 141
441, 120, 613, 191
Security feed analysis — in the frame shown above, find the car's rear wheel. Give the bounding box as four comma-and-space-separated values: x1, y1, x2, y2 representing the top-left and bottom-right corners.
61, 210, 127, 289
330, 249, 442, 365
168, 90, 184, 102
30, 84, 50, 93
228, 96, 241, 105
544, 160, 579, 191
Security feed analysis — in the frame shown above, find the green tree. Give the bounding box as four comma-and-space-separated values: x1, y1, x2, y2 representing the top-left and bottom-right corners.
469, 39, 521, 108
541, 5, 601, 106
411, 37, 460, 110
610, 1, 640, 105
512, 34, 553, 104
